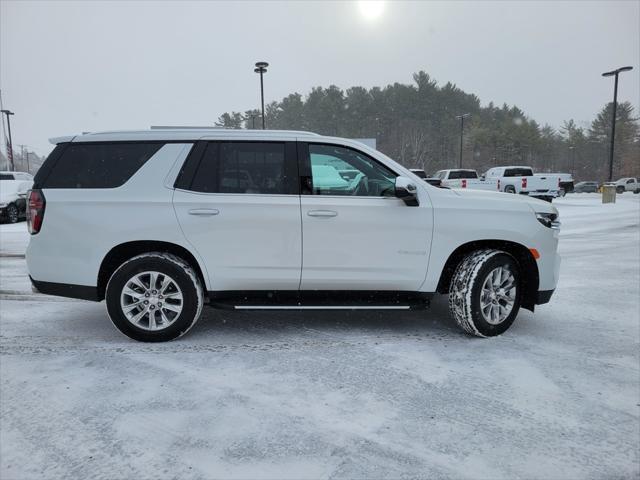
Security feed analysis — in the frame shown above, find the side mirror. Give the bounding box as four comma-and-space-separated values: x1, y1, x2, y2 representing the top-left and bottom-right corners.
395, 176, 419, 206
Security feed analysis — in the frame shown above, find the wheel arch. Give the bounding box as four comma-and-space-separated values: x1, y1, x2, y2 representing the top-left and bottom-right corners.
97, 240, 207, 301
436, 240, 539, 311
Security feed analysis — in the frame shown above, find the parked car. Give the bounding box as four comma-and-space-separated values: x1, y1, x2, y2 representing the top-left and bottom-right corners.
573, 181, 600, 193
0, 171, 33, 223
27, 129, 561, 341
432, 169, 497, 191
615, 177, 640, 194
484, 166, 562, 202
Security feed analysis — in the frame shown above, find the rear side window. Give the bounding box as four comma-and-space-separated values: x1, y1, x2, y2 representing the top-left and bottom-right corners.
40, 142, 163, 188
504, 168, 533, 177
190, 142, 291, 194
448, 170, 478, 179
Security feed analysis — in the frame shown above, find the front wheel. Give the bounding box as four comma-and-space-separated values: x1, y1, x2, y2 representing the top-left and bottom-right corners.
504, 185, 516, 194
106, 252, 204, 342
448, 250, 522, 337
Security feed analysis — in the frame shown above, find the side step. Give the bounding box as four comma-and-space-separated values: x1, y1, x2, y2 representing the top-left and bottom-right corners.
207, 290, 432, 311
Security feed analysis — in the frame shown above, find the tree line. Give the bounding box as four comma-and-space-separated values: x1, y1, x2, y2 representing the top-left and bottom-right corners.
217, 71, 639, 181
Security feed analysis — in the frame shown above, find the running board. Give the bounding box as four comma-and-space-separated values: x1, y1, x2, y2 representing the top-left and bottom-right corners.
207, 290, 432, 311
234, 305, 412, 310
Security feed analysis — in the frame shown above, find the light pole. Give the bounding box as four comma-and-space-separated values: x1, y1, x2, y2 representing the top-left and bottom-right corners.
455, 113, 470, 168
601, 66, 633, 182
254, 61, 269, 129
1, 109, 15, 171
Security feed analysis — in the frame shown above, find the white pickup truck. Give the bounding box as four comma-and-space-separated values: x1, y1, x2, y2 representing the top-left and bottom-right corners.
485, 166, 561, 202
615, 178, 640, 194
432, 169, 498, 191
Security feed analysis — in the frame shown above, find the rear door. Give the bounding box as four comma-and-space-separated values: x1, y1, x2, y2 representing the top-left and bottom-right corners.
298, 142, 432, 291
173, 140, 302, 291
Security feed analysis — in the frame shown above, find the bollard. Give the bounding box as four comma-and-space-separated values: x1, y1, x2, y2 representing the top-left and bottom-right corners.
602, 183, 617, 204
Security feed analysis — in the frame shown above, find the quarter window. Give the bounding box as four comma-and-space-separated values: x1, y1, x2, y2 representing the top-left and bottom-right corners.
307, 144, 396, 197
40, 142, 163, 188
190, 142, 289, 194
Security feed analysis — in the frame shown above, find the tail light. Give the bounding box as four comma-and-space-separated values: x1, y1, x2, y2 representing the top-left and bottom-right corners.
461, 179, 467, 188
27, 189, 46, 235
522, 177, 528, 189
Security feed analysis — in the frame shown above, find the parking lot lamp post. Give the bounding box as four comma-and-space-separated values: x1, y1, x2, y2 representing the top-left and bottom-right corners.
254, 62, 269, 130
455, 113, 470, 168
601, 66, 633, 182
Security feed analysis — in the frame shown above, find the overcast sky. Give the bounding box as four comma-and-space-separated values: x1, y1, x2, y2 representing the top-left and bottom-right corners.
1, 0, 639, 156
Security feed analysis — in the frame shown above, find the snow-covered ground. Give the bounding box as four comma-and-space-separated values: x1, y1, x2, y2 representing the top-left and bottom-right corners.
1, 193, 639, 479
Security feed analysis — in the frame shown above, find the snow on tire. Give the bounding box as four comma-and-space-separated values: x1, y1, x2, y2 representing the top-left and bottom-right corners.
448, 249, 522, 337
106, 252, 204, 342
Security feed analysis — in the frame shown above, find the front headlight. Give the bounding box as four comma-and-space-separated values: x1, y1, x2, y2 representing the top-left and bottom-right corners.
536, 212, 560, 229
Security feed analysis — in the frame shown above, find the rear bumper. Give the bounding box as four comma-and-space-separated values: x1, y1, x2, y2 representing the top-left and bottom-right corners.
30, 277, 100, 301
536, 289, 555, 305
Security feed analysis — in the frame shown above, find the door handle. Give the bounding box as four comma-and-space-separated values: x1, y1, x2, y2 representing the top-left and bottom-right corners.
307, 209, 338, 218
188, 208, 220, 216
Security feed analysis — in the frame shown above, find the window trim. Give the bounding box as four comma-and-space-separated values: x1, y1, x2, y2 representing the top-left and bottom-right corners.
298, 142, 399, 198
175, 140, 299, 196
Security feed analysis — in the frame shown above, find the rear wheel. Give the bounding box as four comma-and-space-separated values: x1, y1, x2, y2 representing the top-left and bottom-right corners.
6, 204, 19, 223
504, 185, 516, 194
106, 252, 204, 342
448, 250, 522, 337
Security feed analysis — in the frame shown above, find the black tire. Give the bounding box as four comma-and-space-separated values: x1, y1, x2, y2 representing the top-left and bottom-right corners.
504, 185, 516, 194
634, 189, 639, 194
106, 252, 204, 342
616, 186, 625, 194
6, 204, 19, 223
448, 249, 522, 337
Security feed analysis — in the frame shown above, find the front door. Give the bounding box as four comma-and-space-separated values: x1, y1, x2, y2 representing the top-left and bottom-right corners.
173, 141, 302, 291
299, 142, 432, 291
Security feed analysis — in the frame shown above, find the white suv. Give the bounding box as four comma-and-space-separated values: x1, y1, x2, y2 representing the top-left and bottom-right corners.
26, 129, 561, 341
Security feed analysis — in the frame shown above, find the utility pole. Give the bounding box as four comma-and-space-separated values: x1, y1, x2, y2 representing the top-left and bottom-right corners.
1, 109, 15, 171
25, 151, 30, 174
254, 62, 269, 129
601, 66, 633, 182
455, 113, 470, 168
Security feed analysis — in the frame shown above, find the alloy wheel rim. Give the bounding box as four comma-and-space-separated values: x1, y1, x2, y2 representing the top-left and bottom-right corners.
8, 206, 17, 222
120, 271, 183, 331
480, 265, 516, 325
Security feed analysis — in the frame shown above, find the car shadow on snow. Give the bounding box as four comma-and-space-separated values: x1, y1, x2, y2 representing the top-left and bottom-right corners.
189, 294, 465, 341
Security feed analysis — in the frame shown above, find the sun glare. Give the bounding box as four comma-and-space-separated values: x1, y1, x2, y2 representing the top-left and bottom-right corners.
358, 1, 385, 21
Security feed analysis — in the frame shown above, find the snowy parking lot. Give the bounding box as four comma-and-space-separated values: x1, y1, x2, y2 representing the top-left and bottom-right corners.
1, 193, 638, 479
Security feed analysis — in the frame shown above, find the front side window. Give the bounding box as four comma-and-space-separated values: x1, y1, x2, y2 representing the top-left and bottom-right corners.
190, 142, 289, 194
307, 144, 396, 197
